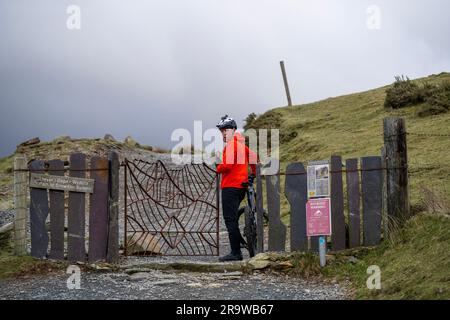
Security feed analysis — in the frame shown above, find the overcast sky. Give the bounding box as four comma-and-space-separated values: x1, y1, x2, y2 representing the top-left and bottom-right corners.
1, 0, 449, 157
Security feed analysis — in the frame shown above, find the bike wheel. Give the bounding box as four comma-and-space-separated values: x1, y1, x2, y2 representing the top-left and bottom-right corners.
243, 206, 257, 258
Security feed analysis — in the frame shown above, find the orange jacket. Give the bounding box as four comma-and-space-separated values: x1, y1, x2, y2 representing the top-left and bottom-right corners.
216, 132, 257, 189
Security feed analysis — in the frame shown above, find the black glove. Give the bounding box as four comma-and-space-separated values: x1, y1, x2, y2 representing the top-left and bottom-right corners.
248, 174, 255, 185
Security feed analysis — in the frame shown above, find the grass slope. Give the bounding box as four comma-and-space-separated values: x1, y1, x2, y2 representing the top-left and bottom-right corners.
249, 72, 450, 221
249, 72, 450, 299
324, 213, 450, 299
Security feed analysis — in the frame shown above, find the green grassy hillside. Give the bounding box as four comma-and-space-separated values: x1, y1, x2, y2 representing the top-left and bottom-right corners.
325, 212, 450, 299
247, 72, 450, 218
246, 72, 450, 299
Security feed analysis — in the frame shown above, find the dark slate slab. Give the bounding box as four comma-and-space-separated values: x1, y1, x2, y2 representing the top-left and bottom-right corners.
361, 156, 382, 246
346, 159, 361, 248
255, 164, 264, 254
331, 156, 345, 251
265, 172, 286, 252
29, 160, 49, 259
88, 156, 109, 263
48, 159, 65, 260
107, 151, 120, 263
67, 153, 86, 262
284, 163, 308, 252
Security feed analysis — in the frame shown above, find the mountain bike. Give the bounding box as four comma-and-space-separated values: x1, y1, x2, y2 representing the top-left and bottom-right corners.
238, 180, 259, 258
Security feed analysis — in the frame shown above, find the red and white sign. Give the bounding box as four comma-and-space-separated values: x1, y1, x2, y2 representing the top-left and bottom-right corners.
306, 198, 332, 237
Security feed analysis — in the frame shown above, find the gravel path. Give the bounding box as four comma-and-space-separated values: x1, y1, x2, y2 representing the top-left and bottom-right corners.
0, 269, 347, 300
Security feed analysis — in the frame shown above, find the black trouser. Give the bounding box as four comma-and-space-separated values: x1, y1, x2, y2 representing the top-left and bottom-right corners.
221, 187, 246, 255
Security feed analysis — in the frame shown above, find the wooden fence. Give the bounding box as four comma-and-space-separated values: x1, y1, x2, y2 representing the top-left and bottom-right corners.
14, 117, 408, 259
254, 117, 409, 253
23, 152, 119, 263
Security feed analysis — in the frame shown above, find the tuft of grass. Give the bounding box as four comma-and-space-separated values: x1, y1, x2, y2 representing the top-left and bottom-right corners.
0, 154, 14, 173
0, 235, 66, 280
288, 252, 322, 278
384, 75, 424, 109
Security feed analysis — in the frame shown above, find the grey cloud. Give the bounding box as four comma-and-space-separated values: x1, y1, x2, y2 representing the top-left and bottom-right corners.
1, 0, 449, 157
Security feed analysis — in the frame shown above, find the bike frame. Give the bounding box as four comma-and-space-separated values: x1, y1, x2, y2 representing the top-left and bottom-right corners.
245, 183, 257, 215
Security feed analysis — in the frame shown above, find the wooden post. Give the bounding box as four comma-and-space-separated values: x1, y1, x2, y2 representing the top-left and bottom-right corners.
383, 117, 410, 227
14, 155, 27, 255
107, 151, 120, 263
280, 61, 293, 107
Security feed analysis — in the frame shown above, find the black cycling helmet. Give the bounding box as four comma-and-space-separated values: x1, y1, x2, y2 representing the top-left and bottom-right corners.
216, 115, 237, 130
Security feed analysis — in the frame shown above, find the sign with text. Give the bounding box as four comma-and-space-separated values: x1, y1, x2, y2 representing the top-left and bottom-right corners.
307, 160, 330, 198
306, 198, 332, 237
30, 173, 94, 193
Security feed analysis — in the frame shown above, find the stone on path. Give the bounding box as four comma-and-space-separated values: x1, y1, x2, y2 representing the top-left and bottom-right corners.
127, 232, 162, 255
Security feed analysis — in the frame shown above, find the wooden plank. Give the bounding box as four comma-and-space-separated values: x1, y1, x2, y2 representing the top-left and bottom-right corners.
265, 162, 286, 252
346, 159, 360, 248
29, 160, 49, 258
67, 153, 86, 262
383, 117, 410, 226
107, 151, 120, 263
331, 155, 345, 251
255, 164, 264, 254
88, 157, 109, 263
361, 156, 383, 246
30, 173, 94, 193
48, 160, 65, 260
13, 155, 27, 255
284, 163, 308, 252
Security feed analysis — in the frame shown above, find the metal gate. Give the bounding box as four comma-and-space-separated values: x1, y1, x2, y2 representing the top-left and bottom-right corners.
124, 159, 219, 256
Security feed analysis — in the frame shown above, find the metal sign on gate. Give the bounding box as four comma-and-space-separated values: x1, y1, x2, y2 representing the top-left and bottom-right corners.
124, 159, 219, 256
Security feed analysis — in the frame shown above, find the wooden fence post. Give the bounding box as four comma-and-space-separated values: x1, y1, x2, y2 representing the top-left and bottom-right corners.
383, 117, 410, 228
14, 155, 27, 255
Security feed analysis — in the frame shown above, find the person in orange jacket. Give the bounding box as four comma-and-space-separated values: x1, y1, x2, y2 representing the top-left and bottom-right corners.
215, 115, 257, 262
